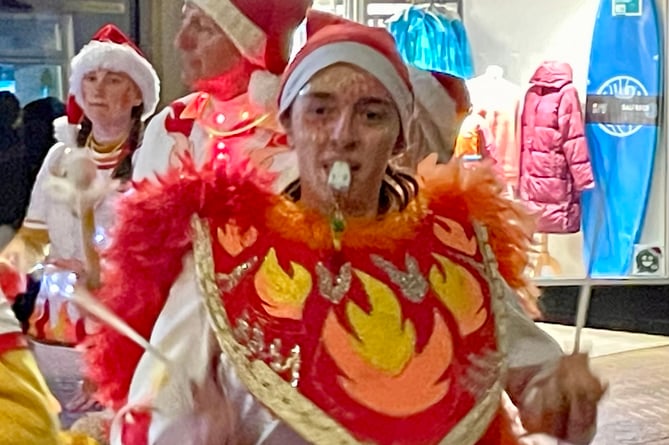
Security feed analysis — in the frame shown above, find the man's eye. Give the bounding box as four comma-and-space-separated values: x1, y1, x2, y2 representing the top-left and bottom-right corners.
364, 109, 387, 121
309, 106, 329, 116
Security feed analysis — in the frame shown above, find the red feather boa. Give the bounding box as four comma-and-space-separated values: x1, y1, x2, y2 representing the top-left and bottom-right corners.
81, 156, 274, 409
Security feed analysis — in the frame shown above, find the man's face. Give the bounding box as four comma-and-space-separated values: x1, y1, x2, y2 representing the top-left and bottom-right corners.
174, 3, 242, 87
285, 64, 402, 217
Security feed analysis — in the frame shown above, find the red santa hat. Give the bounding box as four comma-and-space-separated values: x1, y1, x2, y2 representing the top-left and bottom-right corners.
409, 67, 471, 160
278, 11, 414, 141
189, 0, 310, 108
69, 24, 160, 122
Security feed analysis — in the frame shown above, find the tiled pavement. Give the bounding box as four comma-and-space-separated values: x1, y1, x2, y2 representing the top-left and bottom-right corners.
591, 347, 669, 445
538, 323, 669, 445
31, 328, 669, 443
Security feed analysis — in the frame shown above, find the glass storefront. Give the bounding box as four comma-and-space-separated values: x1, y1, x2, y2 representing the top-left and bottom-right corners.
0, 0, 137, 106
305, 0, 669, 286
0, 12, 72, 105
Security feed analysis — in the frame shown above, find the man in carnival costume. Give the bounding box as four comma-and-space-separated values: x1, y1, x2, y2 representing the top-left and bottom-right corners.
83, 12, 606, 445
132, 0, 311, 191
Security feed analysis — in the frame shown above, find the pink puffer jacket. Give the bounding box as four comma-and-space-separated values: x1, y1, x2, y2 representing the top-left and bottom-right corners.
519, 62, 594, 233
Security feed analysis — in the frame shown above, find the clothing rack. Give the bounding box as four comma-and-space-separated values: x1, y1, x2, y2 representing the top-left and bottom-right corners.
365, 0, 464, 28
427, 0, 463, 21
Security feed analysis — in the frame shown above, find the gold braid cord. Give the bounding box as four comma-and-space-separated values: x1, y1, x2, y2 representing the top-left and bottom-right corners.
192, 216, 367, 445
192, 216, 509, 445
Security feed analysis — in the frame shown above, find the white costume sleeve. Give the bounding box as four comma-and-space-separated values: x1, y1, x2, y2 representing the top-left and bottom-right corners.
504, 286, 563, 368
115, 254, 213, 444
23, 143, 65, 230
117, 253, 307, 445
132, 106, 175, 182
0, 290, 20, 336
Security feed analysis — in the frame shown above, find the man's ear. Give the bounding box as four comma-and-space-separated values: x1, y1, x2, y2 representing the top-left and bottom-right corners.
280, 110, 294, 145
392, 134, 406, 155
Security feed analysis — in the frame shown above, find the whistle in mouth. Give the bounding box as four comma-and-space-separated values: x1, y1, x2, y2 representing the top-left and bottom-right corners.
327, 161, 351, 193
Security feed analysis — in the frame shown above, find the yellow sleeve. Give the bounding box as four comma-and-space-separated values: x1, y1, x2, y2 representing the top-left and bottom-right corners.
0, 349, 100, 445
0, 349, 61, 445
0, 226, 50, 275
58, 431, 100, 445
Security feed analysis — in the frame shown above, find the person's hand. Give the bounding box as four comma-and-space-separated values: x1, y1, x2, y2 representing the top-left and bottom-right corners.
518, 352, 607, 445
155, 377, 234, 445
65, 377, 102, 413
47, 258, 87, 276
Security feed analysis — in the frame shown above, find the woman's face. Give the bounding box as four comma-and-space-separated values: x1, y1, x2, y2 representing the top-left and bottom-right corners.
285, 64, 402, 217
80, 69, 142, 128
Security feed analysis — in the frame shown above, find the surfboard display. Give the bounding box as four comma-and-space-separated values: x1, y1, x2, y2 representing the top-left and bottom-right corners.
582, 0, 664, 277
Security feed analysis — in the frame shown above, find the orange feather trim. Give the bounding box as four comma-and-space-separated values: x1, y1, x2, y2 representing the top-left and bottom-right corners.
417, 154, 539, 316
267, 154, 539, 316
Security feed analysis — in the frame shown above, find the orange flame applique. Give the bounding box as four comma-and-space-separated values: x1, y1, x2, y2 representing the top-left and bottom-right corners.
429, 253, 487, 336
254, 248, 312, 320
433, 216, 478, 257
217, 222, 258, 257
29, 301, 78, 344
180, 92, 211, 120
322, 270, 453, 417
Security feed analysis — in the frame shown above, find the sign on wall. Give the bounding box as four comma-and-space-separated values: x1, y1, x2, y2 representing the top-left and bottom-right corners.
613, 0, 642, 16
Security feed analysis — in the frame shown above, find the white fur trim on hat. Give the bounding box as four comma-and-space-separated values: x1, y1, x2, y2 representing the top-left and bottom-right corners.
248, 70, 282, 111
190, 0, 267, 68
70, 40, 160, 120
279, 42, 414, 141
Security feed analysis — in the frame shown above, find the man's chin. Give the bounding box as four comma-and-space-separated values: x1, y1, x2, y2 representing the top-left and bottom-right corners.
179, 70, 199, 90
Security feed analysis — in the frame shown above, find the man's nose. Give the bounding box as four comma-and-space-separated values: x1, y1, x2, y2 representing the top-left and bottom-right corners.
331, 113, 359, 150
174, 26, 194, 50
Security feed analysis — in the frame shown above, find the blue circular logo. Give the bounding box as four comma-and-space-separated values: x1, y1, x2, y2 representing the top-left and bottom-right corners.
596, 75, 649, 137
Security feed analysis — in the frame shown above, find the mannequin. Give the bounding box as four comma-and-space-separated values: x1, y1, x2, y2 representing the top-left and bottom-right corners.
530, 234, 562, 277
466, 65, 522, 193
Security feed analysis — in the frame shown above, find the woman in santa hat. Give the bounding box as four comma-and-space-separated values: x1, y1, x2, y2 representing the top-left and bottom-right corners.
0, 23, 159, 426
82, 12, 603, 445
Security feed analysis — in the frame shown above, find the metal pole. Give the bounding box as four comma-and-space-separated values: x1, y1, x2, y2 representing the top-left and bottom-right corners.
345, 0, 365, 23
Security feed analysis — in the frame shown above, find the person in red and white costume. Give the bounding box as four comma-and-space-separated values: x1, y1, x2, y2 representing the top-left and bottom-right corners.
83, 11, 606, 445
131, 0, 311, 192
0, 23, 160, 425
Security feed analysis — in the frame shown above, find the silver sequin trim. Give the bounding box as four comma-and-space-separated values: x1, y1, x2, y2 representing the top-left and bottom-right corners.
371, 254, 429, 303
316, 262, 352, 304
215, 256, 259, 293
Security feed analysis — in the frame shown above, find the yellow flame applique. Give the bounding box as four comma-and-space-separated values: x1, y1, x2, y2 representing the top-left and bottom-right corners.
217, 222, 258, 257
322, 278, 454, 417
254, 248, 312, 320
347, 270, 416, 375
429, 253, 487, 336
433, 216, 478, 256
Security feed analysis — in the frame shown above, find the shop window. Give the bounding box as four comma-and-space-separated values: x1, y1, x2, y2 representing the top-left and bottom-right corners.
326, 0, 669, 283
0, 13, 72, 105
